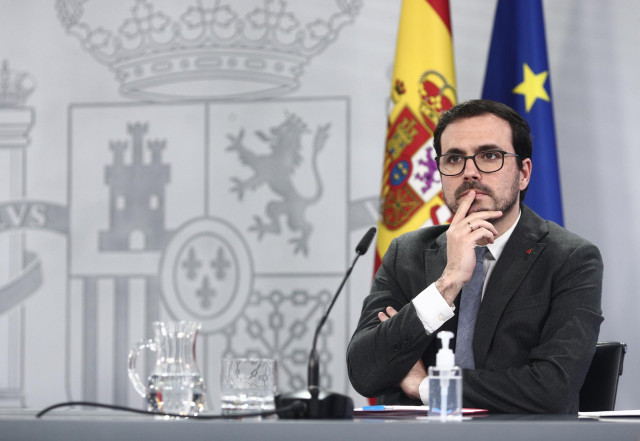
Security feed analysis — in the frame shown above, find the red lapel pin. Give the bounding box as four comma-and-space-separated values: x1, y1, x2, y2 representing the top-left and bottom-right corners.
526, 248, 532, 254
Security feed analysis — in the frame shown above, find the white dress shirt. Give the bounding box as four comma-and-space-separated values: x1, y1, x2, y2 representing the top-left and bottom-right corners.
413, 211, 521, 404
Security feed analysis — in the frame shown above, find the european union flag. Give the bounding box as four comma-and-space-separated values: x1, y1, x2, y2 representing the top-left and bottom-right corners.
482, 0, 563, 225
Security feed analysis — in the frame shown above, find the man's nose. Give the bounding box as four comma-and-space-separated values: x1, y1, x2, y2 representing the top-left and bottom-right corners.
462, 156, 481, 180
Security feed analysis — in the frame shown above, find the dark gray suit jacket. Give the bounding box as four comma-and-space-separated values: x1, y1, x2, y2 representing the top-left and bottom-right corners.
347, 205, 603, 413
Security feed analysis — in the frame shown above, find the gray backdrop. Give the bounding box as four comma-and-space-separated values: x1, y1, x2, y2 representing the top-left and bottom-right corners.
0, 0, 637, 411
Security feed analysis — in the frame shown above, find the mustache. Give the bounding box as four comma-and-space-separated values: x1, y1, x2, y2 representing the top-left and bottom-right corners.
454, 181, 493, 199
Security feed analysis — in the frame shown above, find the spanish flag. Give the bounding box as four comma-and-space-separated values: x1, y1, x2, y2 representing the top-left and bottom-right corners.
374, 0, 457, 270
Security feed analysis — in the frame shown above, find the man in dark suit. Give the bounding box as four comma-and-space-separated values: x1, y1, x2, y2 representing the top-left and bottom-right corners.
347, 99, 603, 413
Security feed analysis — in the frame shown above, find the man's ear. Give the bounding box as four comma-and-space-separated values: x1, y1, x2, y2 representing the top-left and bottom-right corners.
519, 158, 532, 191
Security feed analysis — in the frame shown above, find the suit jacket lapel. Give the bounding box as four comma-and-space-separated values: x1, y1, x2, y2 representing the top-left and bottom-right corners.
473, 205, 549, 368
424, 230, 449, 285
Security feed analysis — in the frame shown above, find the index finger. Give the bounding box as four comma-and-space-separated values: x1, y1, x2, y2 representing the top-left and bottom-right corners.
450, 190, 476, 225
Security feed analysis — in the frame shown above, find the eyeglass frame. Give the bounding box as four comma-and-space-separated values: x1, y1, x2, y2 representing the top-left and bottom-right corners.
435, 150, 520, 176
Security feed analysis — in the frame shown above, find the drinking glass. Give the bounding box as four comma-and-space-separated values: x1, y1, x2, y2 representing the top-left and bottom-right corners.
220, 358, 277, 417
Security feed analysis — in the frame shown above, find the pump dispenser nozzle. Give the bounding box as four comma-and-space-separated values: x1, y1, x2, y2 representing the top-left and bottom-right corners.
436, 331, 455, 368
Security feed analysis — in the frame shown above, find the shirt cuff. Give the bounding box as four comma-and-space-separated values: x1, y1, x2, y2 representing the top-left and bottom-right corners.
411, 283, 455, 334
418, 376, 429, 405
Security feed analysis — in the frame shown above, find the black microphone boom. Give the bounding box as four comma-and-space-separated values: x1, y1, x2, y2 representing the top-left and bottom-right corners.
275, 227, 377, 419
355, 226, 377, 255
309, 225, 376, 386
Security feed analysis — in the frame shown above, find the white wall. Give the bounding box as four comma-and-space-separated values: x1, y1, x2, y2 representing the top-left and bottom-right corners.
0, 0, 638, 411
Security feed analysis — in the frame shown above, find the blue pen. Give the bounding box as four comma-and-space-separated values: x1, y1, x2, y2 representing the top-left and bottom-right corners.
361, 405, 386, 411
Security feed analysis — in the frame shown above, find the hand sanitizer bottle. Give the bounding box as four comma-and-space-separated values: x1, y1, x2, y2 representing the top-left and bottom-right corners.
428, 331, 462, 421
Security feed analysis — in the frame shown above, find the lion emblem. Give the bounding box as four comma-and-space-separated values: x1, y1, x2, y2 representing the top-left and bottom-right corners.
226, 113, 330, 256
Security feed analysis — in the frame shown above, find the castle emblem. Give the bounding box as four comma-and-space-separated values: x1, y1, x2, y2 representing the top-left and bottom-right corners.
227, 113, 329, 256
100, 123, 172, 251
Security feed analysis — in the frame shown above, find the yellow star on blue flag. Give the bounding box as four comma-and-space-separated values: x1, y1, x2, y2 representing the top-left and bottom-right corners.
512, 63, 550, 112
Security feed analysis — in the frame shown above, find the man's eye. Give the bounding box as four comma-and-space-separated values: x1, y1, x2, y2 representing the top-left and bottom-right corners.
445, 155, 462, 164
481, 151, 501, 160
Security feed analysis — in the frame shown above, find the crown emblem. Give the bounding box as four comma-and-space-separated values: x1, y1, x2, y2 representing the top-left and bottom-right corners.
55, 0, 362, 102
0, 60, 35, 107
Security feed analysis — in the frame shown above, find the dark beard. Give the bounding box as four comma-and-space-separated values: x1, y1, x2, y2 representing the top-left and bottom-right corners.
446, 177, 520, 220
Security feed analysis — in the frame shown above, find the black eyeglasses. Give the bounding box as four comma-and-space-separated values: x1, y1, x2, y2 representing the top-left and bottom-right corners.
435, 150, 519, 176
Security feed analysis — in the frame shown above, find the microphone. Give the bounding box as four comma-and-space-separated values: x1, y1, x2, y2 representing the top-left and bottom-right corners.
275, 227, 377, 419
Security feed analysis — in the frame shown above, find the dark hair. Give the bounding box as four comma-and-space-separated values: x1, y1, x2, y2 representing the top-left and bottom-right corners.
433, 99, 532, 201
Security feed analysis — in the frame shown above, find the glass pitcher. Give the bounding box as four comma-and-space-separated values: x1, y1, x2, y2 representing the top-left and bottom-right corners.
128, 321, 206, 415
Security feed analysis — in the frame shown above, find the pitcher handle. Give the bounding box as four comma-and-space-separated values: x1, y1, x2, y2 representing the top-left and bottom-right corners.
128, 339, 156, 398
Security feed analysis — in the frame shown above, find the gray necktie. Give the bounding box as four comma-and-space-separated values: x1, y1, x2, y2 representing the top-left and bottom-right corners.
455, 246, 488, 369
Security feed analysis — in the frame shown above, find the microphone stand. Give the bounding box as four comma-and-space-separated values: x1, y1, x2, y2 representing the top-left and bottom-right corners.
276, 227, 376, 419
